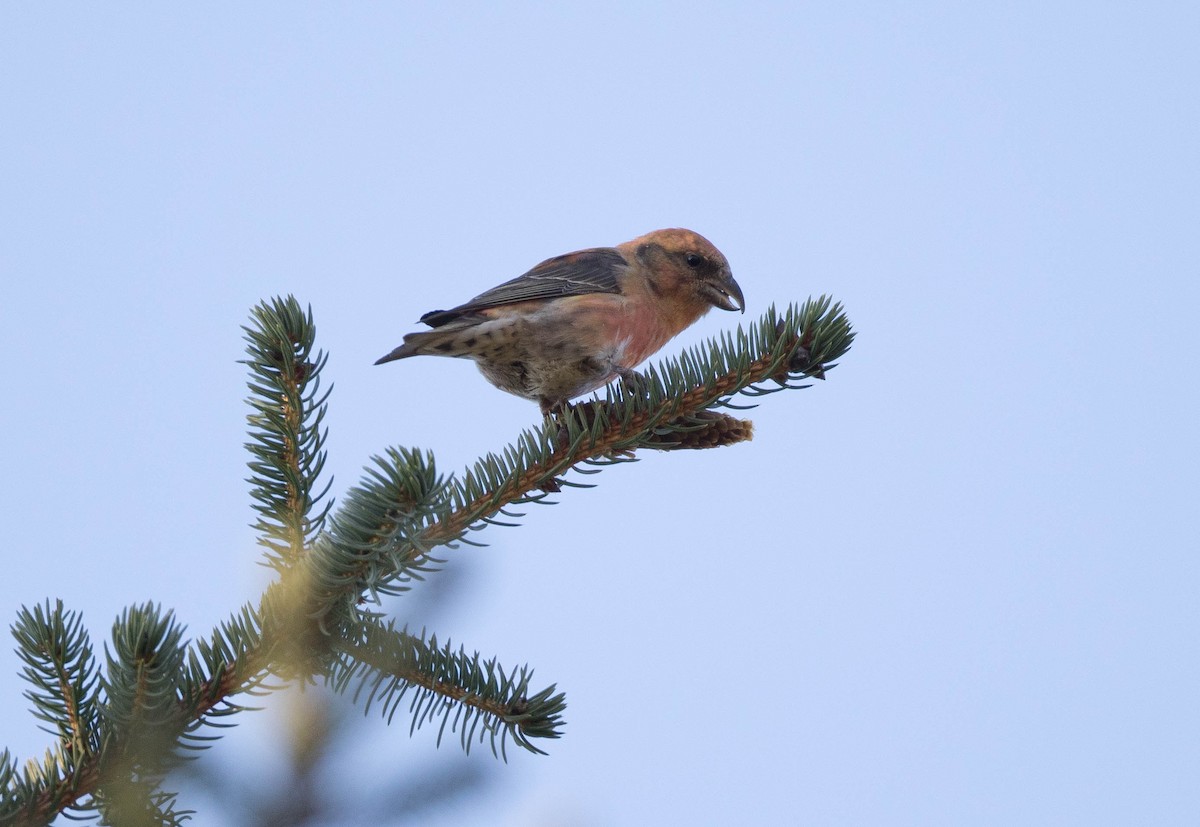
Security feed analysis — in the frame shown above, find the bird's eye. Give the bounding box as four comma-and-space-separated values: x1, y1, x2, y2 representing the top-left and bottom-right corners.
685, 253, 704, 269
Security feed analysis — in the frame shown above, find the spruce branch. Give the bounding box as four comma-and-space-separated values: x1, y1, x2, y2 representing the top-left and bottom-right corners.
275, 297, 852, 637
11, 601, 99, 764
330, 619, 566, 759
93, 603, 192, 826
242, 298, 333, 571
413, 297, 853, 550
2, 294, 853, 825
2, 605, 198, 826
235, 296, 851, 757
3, 601, 100, 824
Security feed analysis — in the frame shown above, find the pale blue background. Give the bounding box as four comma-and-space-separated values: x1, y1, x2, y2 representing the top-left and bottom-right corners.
2, 4, 1197, 825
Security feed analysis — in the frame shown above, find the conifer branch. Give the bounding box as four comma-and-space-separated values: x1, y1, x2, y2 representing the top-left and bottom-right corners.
242, 298, 333, 571
414, 298, 853, 550
2, 295, 853, 825
331, 619, 566, 759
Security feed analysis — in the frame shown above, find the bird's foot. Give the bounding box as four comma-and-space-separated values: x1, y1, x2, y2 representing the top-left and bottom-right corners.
615, 368, 653, 401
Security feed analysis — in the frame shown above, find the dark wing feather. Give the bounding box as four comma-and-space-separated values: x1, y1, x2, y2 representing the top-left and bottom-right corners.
420, 247, 627, 328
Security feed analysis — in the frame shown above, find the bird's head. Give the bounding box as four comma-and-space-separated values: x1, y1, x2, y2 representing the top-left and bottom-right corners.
629, 228, 745, 315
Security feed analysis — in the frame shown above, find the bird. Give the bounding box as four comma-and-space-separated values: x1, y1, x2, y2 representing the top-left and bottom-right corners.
375, 228, 744, 415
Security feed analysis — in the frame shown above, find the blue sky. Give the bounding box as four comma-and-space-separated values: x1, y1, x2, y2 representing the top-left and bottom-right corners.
2, 4, 1197, 825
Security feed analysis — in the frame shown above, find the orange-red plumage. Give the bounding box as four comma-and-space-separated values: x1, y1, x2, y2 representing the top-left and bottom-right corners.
375, 228, 743, 413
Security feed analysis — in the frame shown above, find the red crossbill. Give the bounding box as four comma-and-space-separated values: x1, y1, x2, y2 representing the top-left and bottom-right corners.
375, 228, 744, 414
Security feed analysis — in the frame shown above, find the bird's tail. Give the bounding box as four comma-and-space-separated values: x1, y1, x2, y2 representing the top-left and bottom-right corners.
374, 340, 418, 365
375, 321, 499, 365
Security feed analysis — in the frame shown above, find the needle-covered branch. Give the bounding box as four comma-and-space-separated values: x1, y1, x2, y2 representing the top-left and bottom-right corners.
297, 298, 852, 619
1, 294, 853, 826
418, 298, 853, 550
330, 619, 566, 759
243, 298, 333, 571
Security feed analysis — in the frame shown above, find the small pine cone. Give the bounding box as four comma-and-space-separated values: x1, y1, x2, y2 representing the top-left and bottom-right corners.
641, 411, 754, 451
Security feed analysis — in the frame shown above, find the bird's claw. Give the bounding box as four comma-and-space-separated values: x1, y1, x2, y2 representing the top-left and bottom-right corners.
616, 368, 652, 400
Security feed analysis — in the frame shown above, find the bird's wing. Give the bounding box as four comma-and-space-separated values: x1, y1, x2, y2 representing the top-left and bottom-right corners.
419, 247, 627, 327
